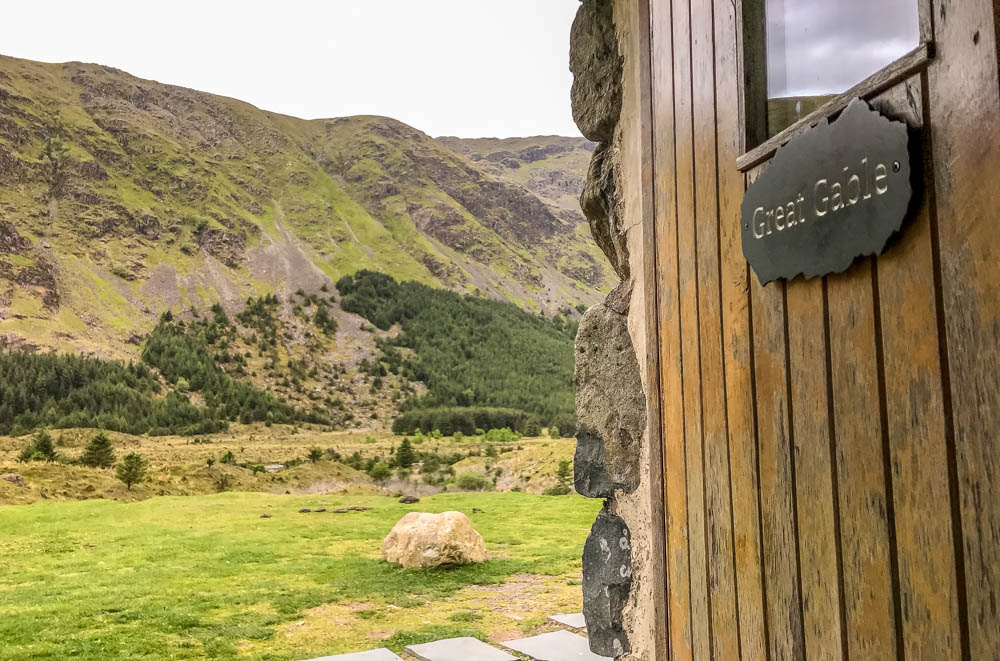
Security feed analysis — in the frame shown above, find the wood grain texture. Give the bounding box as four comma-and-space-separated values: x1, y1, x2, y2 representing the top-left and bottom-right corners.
870, 75, 964, 660
670, 0, 711, 656
785, 277, 845, 661
826, 262, 900, 660
690, 0, 740, 655
716, 0, 768, 656
650, 0, 692, 657
636, 1, 671, 658
926, 0, 1000, 655
750, 271, 805, 660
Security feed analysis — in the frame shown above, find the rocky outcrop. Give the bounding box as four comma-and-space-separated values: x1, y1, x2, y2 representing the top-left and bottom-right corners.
570, 0, 623, 143
198, 229, 246, 268
0, 222, 32, 255
382, 511, 489, 569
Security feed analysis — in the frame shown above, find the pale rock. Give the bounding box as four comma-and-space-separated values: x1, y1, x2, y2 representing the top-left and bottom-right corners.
381, 511, 489, 569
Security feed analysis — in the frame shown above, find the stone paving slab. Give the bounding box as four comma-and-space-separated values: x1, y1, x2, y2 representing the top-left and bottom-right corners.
548, 613, 587, 629
501, 630, 611, 661
302, 649, 403, 661
405, 637, 517, 661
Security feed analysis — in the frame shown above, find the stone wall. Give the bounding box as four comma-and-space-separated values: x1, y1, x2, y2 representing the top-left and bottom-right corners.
570, 1, 662, 659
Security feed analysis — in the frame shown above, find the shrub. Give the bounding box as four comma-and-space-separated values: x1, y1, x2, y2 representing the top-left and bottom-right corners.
17, 430, 57, 463
369, 462, 392, 482
454, 472, 490, 491
307, 447, 323, 463
220, 450, 236, 465
80, 432, 115, 468
116, 453, 148, 490
548, 426, 560, 439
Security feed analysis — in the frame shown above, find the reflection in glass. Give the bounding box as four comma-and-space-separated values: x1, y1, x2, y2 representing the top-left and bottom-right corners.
766, 0, 920, 137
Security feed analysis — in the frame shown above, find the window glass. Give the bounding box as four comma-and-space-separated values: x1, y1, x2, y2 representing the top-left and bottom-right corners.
766, 0, 920, 137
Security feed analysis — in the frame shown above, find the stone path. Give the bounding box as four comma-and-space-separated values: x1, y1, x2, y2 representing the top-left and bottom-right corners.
405, 637, 517, 661
304, 649, 403, 661
503, 630, 610, 660
303, 612, 606, 661
547, 613, 588, 629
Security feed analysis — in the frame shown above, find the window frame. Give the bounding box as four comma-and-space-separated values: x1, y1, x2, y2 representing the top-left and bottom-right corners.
736, 0, 935, 172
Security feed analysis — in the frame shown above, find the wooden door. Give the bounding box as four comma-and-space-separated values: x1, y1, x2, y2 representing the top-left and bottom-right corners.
645, 0, 1000, 658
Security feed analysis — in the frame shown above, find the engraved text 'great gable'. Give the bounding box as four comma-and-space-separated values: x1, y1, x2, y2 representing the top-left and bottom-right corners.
740, 99, 912, 285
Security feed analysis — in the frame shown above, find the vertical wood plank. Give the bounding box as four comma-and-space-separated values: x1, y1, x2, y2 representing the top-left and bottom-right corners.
750, 246, 805, 659
785, 277, 845, 660
670, 0, 710, 656
826, 263, 900, 660
690, 0, 740, 656
869, 76, 964, 660
650, 0, 692, 658
716, 0, 768, 657
925, 0, 1000, 655
637, 1, 671, 657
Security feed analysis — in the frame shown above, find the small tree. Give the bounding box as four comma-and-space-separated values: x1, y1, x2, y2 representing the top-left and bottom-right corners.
80, 432, 115, 468
548, 426, 560, 439
369, 462, 392, 482
116, 453, 148, 490
396, 438, 415, 469
544, 460, 574, 496
206, 457, 215, 469
18, 430, 57, 463
220, 450, 236, 465
307, 447, 324, 464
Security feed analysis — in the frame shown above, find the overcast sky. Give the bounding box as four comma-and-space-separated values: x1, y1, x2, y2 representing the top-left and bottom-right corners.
767, 0, 920, 97
0, 0, 582, 138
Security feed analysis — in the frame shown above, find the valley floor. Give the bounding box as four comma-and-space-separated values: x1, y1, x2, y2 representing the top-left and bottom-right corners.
0, 491, 601, 660
0, 425, 577, 506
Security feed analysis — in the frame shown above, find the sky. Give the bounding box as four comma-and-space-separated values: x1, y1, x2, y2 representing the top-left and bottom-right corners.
0, 0, 582, 138
767, 0, 920, 97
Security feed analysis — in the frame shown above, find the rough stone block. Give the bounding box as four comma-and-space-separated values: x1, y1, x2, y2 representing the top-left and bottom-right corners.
573, 303, 645, 498
570, 0, 623, 143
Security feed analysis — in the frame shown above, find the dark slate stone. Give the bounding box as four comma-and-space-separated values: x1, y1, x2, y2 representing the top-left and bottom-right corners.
573, 303, 645, 498
582, 509, 632, 657
574, 426, 618, 498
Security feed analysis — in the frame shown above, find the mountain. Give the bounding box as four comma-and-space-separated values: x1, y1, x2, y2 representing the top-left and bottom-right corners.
0, 54, 613, 360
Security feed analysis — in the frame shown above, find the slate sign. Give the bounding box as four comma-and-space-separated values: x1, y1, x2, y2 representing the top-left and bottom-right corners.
741, 98, 912, 284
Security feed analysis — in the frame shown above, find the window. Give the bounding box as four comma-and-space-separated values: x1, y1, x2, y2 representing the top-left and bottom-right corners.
763, 0, 921, 138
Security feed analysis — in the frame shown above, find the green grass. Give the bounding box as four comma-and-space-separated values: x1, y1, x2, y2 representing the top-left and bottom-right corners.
0, 491, 600, 660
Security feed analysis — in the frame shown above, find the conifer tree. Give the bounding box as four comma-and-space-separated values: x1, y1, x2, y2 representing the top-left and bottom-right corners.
116, 453, 148, 490
395, 438, 415, 469
80, 432, 115, 468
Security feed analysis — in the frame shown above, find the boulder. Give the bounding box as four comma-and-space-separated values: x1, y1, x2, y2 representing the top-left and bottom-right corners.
1, 473, 25, 487
382, 511, 489, 569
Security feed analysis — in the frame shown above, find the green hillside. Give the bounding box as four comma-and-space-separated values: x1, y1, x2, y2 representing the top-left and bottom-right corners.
0, 54, 613, 360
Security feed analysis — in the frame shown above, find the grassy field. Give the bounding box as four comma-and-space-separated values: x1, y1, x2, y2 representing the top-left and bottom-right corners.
0, 425, 576, 505
0, 491, 600, 660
